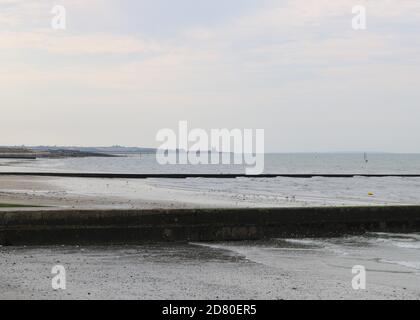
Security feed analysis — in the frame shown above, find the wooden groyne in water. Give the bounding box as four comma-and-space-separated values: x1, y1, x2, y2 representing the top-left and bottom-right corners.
1, 172, 420, 178
1, 206, 420, 245
0, 154, 37, 159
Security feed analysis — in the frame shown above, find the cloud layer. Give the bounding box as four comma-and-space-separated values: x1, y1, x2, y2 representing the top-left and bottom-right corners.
1, 0, 420, 151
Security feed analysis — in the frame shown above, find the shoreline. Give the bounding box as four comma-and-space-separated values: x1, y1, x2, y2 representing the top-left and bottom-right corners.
2, 174, 420, 210
2, 174, 420, 245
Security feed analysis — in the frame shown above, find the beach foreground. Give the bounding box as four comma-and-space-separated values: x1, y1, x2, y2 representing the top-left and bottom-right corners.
1, 234, 419, 300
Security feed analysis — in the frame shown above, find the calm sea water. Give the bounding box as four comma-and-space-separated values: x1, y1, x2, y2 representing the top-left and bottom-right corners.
1, 153, 420, 174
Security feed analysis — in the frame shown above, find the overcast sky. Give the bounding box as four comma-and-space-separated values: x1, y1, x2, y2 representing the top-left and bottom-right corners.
1, 0, 420, 152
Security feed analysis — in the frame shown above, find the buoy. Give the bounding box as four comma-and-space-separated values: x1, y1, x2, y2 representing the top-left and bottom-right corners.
368, 192, 374, 196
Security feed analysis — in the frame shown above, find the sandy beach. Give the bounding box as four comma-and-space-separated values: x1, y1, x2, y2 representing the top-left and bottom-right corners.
2, 174, 420, 210
0, 175, 195, 210
1, 235, 419, 300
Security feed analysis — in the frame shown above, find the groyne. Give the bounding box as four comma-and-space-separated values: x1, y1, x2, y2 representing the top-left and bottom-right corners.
1, 206, 420, 245
1, 172, 420, 179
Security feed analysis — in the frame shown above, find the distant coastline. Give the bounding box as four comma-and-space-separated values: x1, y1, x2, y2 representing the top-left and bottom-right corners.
0, 146, 157, 159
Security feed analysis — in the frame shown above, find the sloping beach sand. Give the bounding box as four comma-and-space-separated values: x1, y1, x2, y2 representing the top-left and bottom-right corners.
2, 175, 420, 210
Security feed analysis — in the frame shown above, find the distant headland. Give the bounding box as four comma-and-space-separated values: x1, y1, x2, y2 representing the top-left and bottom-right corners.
0, 146, 157, 159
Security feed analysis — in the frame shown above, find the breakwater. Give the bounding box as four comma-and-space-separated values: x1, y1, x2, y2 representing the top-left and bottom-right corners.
1, 206, 420, 245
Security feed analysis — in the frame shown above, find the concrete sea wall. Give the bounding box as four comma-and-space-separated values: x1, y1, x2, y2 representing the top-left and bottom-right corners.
1, 206, 420, 245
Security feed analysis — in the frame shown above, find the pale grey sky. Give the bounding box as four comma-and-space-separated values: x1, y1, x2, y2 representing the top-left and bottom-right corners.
1, 0, 420, 152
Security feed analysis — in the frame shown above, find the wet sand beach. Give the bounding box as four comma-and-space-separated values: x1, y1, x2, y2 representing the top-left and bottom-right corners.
1, 234, 419, 300
2, 175, 420, 210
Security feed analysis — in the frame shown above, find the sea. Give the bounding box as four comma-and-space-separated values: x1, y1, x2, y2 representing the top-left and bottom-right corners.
1, 153, 420, 174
